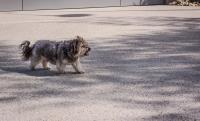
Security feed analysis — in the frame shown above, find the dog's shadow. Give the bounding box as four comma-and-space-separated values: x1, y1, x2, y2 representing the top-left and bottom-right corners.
1, 66, 80, 77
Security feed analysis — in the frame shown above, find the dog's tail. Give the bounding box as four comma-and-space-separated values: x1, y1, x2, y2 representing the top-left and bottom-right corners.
19, 40, 33, 61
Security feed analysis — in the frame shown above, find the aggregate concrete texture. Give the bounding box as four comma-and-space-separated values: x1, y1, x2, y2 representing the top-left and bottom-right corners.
0, 6, 200, 121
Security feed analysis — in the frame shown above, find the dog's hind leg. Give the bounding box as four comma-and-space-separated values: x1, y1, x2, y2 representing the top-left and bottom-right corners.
56, 61, 66, 73
42, 59, 50, 70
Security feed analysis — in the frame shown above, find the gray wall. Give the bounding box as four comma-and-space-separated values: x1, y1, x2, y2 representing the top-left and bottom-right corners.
141, 0, 165, 5
122, 0, 140, 6
23, 0, 119, 10
0, 0, 165, 11
0, 0, 21, 11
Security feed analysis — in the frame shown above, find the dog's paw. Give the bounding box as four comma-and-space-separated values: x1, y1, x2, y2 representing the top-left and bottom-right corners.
58, 71, 66, 74
44, 67, 50, 70
76, 71, 85, 74
30, 67, 36, 71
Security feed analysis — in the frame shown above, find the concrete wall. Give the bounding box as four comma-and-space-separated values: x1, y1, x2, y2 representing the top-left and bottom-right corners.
0, 0, 165, 11
141, 0, 165, 5
23, 0, 119, 10
122, 0, 164, 6
0, 0, 21, 11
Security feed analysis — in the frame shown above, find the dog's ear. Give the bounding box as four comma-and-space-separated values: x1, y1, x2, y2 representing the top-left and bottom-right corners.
76, 35, 82, 40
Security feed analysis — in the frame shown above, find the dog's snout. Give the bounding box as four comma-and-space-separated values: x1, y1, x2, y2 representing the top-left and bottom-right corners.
88, 47, 91, 51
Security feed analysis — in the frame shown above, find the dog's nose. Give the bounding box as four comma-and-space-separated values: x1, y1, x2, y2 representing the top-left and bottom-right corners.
88, 47, 91, 51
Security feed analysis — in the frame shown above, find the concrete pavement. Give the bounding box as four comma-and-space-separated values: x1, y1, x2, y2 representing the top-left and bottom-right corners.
0, 6, 200, 121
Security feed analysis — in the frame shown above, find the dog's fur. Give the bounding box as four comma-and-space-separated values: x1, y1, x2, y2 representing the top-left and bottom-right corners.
20, 36, 91, 74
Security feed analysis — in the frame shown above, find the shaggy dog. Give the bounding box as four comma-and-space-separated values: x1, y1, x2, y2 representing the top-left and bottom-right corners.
20, 36, 91, 74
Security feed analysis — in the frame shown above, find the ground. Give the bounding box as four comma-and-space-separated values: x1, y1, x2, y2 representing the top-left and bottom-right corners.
0, 6, 200, 121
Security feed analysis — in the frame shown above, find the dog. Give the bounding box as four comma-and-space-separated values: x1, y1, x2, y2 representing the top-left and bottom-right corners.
19, 36, 91, 74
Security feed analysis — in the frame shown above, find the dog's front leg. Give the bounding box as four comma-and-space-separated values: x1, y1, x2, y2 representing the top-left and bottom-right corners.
72, 59, 85, 74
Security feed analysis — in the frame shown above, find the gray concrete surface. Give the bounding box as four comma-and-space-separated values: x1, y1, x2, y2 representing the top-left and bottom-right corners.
0, 6, 200, 121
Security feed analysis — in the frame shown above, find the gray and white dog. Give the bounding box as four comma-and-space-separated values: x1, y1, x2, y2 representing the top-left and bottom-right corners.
20, 36, 91, 74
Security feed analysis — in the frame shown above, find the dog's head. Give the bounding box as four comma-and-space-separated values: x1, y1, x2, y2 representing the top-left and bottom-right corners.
69, 36, 91, 57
